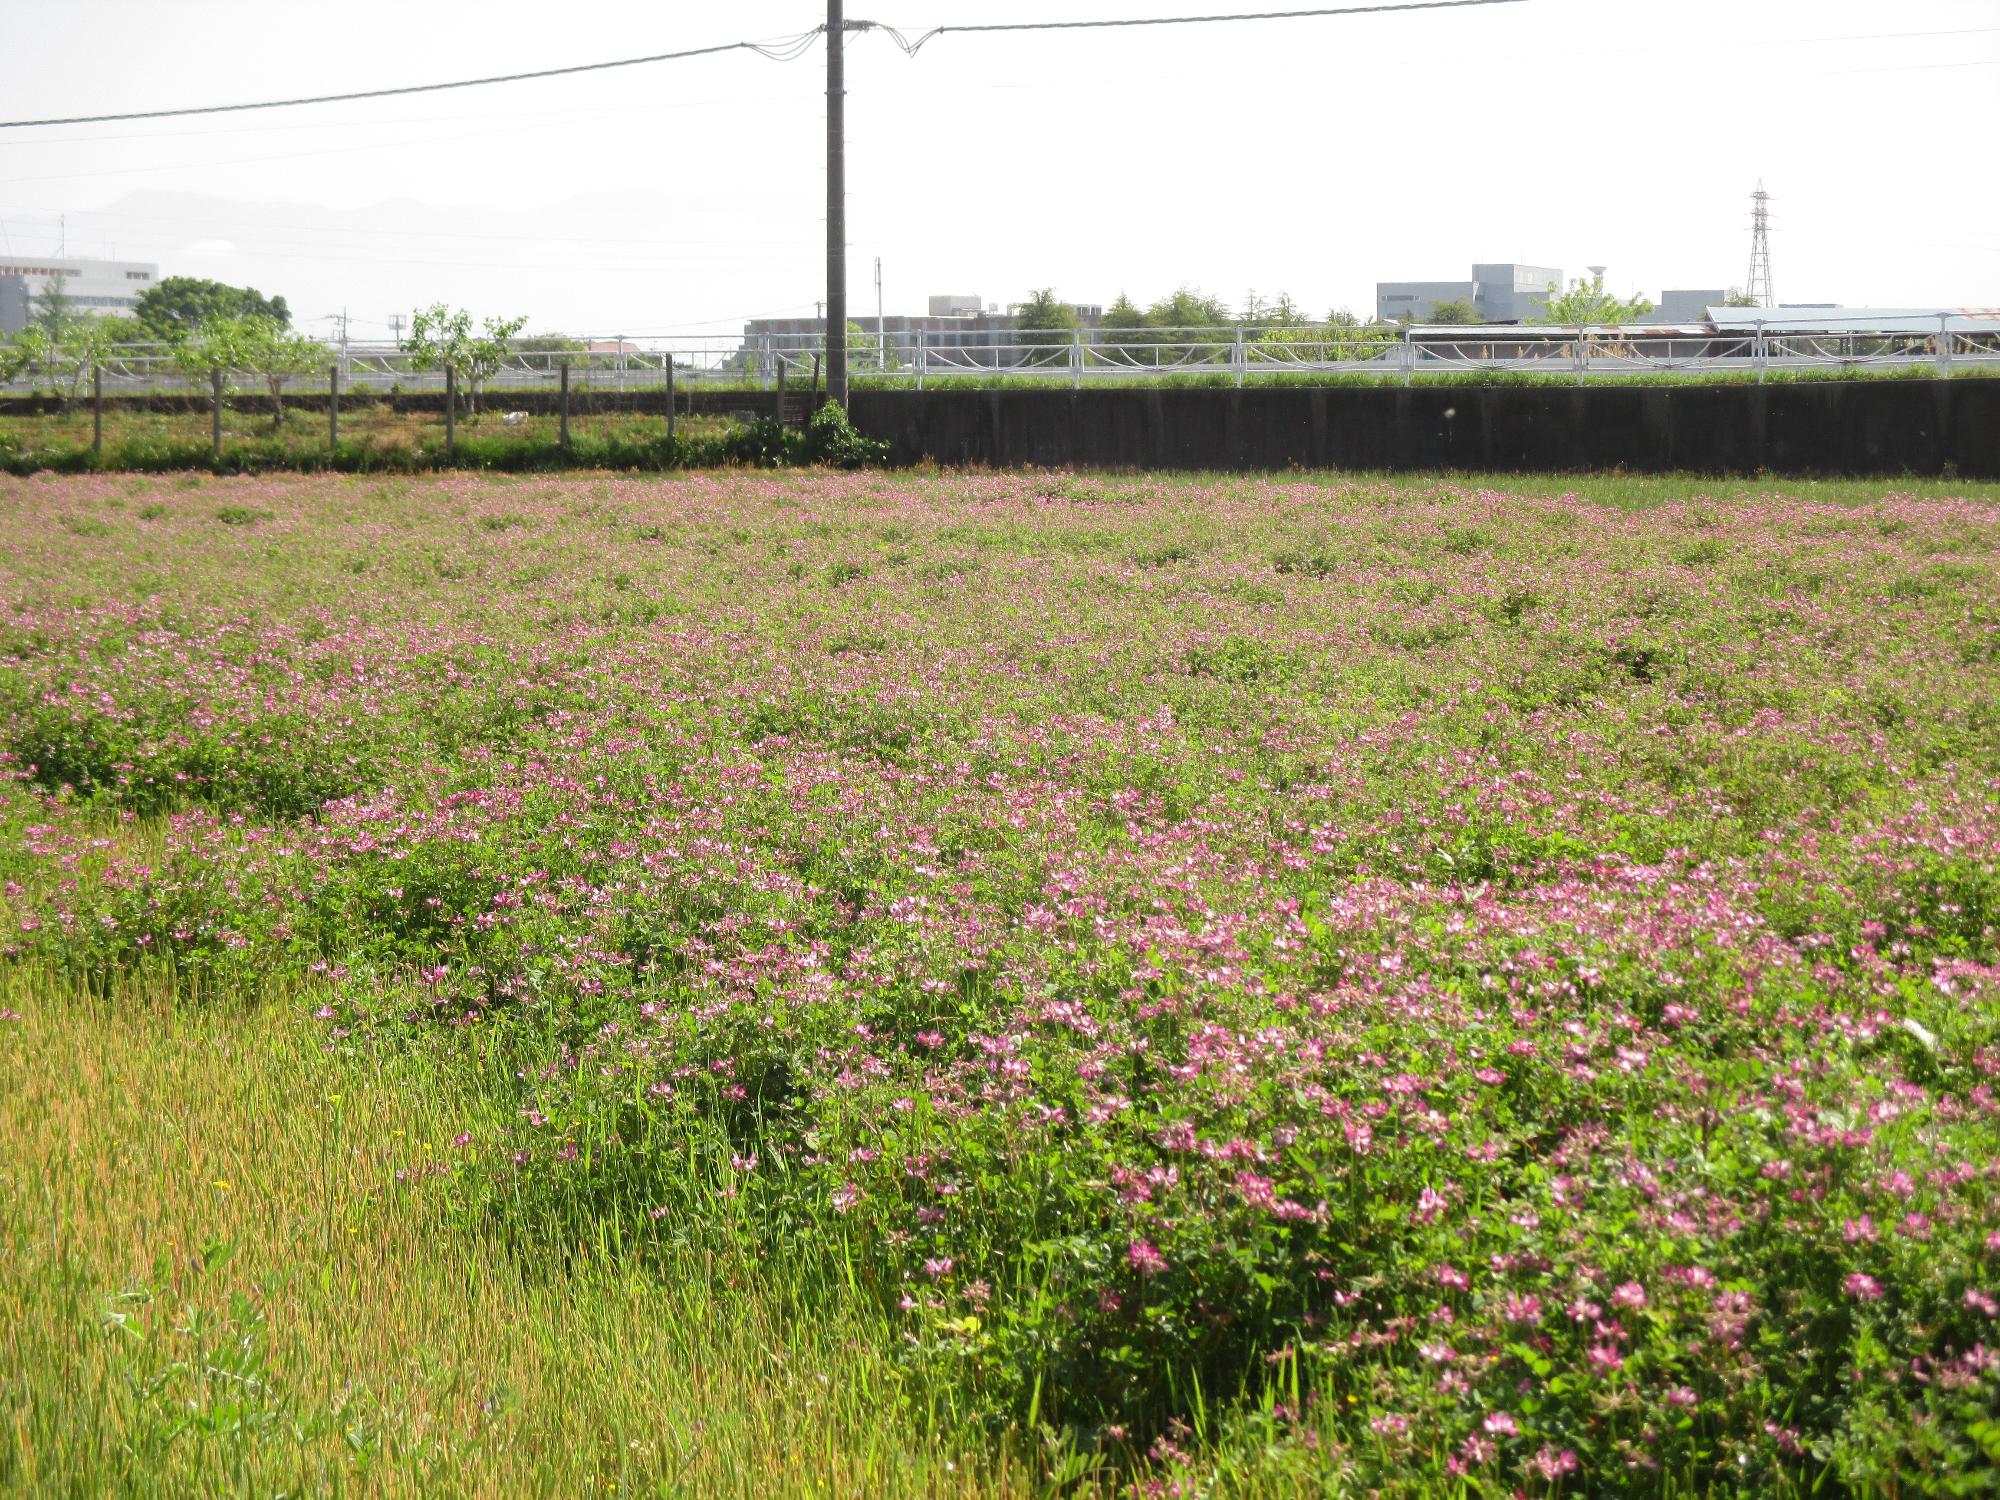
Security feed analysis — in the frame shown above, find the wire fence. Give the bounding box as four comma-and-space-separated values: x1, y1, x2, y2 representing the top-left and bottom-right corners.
5, 317, 1996, 398
4, 318, 1995, 467
0, 356, 805, 467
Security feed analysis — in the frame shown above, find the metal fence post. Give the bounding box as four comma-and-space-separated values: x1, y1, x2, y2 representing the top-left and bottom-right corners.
92, 365, 103, 457
1574, 323, 1587, 386
1755, 319, 1766, 385
774, 359, 786, 426
1073, 327, 1083, 390
1401, 328, 1413, 389
915, 333, 926, 392
1235, 325, 1246, 389
1937, 312, 1953, 380
328, 363, 339, 451
210, 366, 223, 460
559, 361, 570, 448
445, 365, 457, 457
665, 356, 676, 441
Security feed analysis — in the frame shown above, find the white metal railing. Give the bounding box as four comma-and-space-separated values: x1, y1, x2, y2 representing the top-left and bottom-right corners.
4, 317, 1995, 395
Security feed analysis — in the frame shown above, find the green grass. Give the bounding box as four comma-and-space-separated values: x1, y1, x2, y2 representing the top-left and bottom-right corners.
0, 965, 1025, 1500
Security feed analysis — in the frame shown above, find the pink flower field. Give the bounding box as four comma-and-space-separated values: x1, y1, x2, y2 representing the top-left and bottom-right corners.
3, 467, 1998, 1495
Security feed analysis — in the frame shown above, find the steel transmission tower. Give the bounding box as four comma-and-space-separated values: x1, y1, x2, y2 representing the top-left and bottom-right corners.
1745, 181, 1775, 309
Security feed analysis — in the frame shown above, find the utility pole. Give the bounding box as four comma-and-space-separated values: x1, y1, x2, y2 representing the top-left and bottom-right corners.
324, 310, 350, 371
388, 311, 406, 346
826, 0, 848, 408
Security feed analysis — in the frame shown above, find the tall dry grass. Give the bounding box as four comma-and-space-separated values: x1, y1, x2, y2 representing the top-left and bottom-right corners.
0, 972, 1024, 1498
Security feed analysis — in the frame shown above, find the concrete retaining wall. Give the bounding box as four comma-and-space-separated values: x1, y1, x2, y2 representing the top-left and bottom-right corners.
847, 381, 1999, 477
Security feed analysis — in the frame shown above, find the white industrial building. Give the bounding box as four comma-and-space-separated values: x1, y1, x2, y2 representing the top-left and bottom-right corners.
1376, 263, 1564, 324
0, 255, 160, 335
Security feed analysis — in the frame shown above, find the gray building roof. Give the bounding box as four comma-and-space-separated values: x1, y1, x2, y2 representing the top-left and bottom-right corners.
1705, 307, 1999, 334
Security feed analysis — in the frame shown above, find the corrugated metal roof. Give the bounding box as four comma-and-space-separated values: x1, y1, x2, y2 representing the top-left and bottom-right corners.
1409, 324, 1715, 337
1402, 309, 1998, 337
1706, 307, 2000, 334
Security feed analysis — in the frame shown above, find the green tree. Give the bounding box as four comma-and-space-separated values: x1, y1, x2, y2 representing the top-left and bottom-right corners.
89, 314, 146, 344
1014, 288, 1079, 333
31, 274, 80, 343
1723, 287, 1762, 308
236, 316, 327, 428
1539, 274, 1654, 325
136, 276, 290, 338
1101, 294, 1146, 331
846, 319, 898, 373
1146, 286, 1232, 330
1422, 298, 1481, 325
402, 305, 529, 414
0, 329, 56, 392
1010, 290, 1076, 368
1240, 291, 1306, 326
168, 315, 254, 398
1256, 313, 1396, 363
4, 307, 126, 407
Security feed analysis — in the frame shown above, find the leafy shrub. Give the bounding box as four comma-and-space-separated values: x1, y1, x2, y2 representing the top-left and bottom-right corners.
1181, 635, 1282, 683
803, 401, 887, 470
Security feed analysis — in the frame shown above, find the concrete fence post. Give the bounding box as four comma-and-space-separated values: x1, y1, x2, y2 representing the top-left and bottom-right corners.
328, 363, 340, 451
210, 366, 223, 460
445, 365, 457, 457
665, 356, 676, 442
559, 361, 570, 449
92, 365, 103, 457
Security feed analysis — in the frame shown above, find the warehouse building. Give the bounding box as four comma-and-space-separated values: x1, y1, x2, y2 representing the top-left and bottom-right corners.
0, 255, 160, 335
1376, 263, 1563, 324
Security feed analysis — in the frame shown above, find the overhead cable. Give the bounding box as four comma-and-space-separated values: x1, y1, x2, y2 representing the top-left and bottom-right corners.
880, 0, 1528, 55
0, 2, 1530, 130
0, 32, 824, 129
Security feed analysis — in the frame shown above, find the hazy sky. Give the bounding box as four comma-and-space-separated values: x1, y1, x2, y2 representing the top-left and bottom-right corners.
1, 0, 1995, 345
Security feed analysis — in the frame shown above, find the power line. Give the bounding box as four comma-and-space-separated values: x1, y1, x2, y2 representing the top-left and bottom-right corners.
0, 3, 1530, 129
875, 0, 1526, 54
0, 32, 823, 129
